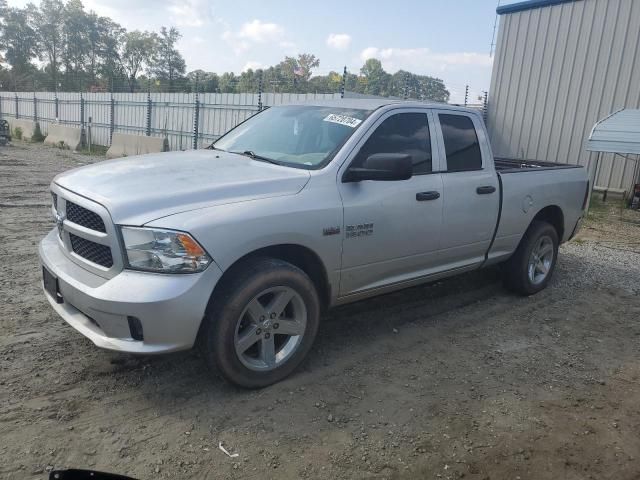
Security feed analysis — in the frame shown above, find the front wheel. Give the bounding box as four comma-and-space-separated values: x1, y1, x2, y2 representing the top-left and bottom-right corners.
200, 258, 320, 388
503, 220, 559, 296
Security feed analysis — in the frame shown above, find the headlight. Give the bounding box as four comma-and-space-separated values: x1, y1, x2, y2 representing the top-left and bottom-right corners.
120, 227, 211, 273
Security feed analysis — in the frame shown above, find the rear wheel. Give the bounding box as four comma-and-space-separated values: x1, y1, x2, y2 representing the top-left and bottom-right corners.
503, 220, 559, 295
200, 258, 320, 388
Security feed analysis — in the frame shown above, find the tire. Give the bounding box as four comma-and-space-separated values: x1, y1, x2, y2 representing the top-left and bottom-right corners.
200, 257, 320, 388
503, 220, 559, 296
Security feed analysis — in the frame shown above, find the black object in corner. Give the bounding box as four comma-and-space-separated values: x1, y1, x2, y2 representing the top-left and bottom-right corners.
50, 470, 139, 480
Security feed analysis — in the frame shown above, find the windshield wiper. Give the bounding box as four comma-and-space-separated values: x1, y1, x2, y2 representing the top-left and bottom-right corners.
232, 150, 280, 165
206, 144, 226, 151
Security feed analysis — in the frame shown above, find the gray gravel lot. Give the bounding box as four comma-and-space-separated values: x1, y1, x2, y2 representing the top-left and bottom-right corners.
1, 142, 640, 480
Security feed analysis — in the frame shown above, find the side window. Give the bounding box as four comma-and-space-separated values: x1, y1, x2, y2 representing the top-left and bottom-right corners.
353, 113, 432, 174
439, 114, 482, 172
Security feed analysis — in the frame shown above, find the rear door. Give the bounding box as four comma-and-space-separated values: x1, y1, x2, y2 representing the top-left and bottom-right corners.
432, 110, 500, 268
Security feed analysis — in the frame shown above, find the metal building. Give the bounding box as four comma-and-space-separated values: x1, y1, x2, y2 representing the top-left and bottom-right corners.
488, 0, 640, 195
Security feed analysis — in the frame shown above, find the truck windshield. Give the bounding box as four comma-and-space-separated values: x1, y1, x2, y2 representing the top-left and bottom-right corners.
213, 105, 371, 169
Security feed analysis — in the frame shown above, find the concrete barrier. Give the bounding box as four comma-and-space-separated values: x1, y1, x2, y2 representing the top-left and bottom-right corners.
106, 133, 166, 159
44, 124, 83, 151
8, 119, 36, 141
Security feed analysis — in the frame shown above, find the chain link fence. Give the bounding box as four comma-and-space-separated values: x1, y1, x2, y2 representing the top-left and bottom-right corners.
0, 68, 488, 150
0, 91, 349, 150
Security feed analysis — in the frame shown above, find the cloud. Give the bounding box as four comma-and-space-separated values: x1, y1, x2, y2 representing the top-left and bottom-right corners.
222, 19, 285, 56
237, 19, 284, 43
81, 0, 219, 32
279, 40, 297, 49
166, 0, 212, 27
167, 0, 207, 27
326, 33, 351, 50
242, 61, 264, 72
359, 47, 492, 73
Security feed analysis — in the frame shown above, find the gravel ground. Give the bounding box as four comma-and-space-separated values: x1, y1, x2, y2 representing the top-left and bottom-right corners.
1, 142, 640, 480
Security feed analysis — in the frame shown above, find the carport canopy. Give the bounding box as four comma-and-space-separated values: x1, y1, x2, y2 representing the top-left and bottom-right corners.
587, 109, 640, 155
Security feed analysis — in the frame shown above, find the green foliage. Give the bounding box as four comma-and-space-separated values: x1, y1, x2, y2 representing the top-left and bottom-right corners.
182, 53, 449, 102
360, 58, 388, 95
35, 0, 65, 87
32, 121, 45, 141
0, 5, 39, 76
76, 144, 108, 156
181, 56, 449, 102
0, 0, 450, 102
186, 70, 218, 93
13, 126, 22, 140
119, 30, 158, 92
150, 27, 185, 90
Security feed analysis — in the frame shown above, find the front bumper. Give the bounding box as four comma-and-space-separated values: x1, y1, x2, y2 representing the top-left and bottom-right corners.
39, 228, 223, 354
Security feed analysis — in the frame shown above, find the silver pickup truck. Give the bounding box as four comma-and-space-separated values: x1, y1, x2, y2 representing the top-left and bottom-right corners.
39, 99, 589, 387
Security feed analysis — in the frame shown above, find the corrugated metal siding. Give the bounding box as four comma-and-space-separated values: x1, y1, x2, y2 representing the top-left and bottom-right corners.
587, 109, 640, 154
488, 0, 640, 193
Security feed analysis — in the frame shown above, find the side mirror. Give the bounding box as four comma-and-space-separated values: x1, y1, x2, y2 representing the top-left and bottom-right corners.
344, 153, 413, 182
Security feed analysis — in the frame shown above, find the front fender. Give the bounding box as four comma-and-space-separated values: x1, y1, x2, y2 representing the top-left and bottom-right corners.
145, 190, 343, 297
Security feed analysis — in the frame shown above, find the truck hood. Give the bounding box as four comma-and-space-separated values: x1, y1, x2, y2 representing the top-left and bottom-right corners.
54, 150, 311, 225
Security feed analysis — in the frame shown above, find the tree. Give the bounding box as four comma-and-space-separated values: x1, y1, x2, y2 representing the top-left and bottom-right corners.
150, 26, 185, 91
0, 0, 8, 20
419, 76, 449, 103
0, 6, 454, 100
294, 53, 319, 81
118, 30, 157, 92
389, 70, 449, 102
85, 13, 105, 85
186, 69, 219, 92
360, 58, 390, 96
237, 68, 261, 93
35, 0, 65, 89
0, 6, 39, 77
96, 17, 124, 88
274, 53, 320, 92
61, 0, 90, 89
218, 72, 236, 93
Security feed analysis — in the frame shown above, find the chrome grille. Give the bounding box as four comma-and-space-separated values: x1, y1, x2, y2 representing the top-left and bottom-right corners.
69, 233, 114, 268
66, 201, 106, 232
51, 187, 122, 278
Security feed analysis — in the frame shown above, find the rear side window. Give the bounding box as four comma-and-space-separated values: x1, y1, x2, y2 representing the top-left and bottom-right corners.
439, 114, 482, 172
353, 113, 432, 174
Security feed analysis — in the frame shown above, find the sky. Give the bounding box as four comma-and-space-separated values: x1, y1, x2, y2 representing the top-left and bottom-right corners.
7, 0, 522, 103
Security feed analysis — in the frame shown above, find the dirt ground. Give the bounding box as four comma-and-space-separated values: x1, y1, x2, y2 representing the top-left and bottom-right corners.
1, 142, 640, 480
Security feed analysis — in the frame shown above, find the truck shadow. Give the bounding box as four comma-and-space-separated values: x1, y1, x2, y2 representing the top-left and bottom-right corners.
102, 266, 505, 395
310, 266, 504, 361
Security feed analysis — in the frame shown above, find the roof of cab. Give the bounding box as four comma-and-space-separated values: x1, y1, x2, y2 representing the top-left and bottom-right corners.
275, 98, 480, 115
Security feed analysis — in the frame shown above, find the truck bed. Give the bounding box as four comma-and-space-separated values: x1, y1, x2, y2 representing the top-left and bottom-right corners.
495, 157, 582, 173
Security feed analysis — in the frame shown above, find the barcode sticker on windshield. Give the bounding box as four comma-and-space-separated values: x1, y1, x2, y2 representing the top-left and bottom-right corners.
323, 114, 362, 128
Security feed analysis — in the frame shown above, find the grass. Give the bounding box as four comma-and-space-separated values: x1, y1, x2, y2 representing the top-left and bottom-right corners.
587, 192, 627, 220
76, 144, 109, 156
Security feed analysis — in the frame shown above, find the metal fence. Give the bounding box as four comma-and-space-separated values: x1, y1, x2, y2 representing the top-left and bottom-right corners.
0, 87, 489, 151
0, 91, 343, 150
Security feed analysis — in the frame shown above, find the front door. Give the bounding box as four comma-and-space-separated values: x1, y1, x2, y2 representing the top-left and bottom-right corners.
338, 109, 443, 296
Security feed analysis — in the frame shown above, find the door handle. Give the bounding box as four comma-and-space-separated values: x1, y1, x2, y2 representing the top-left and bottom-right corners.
476, 185, 496, 195
416, 191, 441, 201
